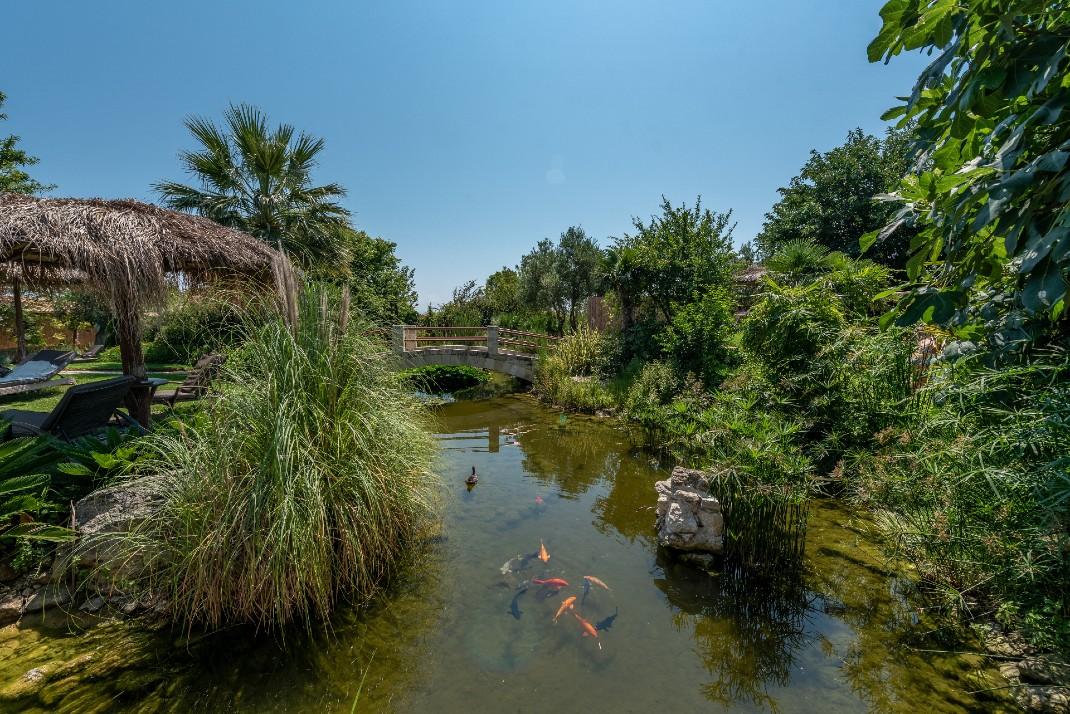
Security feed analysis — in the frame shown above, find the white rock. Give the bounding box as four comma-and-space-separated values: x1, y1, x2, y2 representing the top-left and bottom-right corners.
654, 467, 723, 553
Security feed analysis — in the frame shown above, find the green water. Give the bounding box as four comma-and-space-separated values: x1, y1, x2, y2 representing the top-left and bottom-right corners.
0, 395, 1011, 712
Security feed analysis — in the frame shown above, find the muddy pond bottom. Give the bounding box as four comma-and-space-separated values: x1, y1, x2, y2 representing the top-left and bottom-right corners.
0, 396, 1010, 712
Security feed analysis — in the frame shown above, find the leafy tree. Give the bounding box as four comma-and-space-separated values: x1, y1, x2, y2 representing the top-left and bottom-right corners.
336, 228, 418, 325
756, 127, 914, 266
155, 103, 349, 270
484, 267, 522, 317
434, 279, 491, 327
519, 238, 569, 335
867, 0, 1070, 344
615, 196, 739, 323
603, 243, 642, 333
0, 91, 53, 195
557, 227, 603, 331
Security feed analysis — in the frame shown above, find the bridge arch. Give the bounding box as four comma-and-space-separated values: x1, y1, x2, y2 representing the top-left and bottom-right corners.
391, 326, 558, 382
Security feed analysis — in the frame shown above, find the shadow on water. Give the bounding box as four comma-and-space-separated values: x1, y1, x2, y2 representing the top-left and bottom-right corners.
0, 395, 1013, 712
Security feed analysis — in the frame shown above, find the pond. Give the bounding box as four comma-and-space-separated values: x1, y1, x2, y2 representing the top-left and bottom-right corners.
0, 395, 1010, 712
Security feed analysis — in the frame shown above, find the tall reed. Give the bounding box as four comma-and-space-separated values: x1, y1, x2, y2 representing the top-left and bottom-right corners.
134, 283, 436, 631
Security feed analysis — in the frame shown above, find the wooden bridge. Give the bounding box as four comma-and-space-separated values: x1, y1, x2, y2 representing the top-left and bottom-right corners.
391, 326, 559, 381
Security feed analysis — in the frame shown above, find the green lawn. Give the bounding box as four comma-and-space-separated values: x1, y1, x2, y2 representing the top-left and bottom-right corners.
64, 360, 188, 373
0, 372, 187, 415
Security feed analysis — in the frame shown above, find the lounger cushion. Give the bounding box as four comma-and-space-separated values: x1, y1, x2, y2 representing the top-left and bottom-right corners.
0, 361, 56, 384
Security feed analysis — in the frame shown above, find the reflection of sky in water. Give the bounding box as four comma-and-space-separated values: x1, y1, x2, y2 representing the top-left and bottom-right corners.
0, 396, 1010, 713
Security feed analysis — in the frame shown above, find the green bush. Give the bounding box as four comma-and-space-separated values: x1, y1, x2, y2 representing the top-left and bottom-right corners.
145, 299, 247, 364
658, 286, 736, 386
532, 327, 617, 412
622, 360, 682, 421
741, 282, 846, 399
400, 364, 489, 393
849, 354, 1070, 653
126, 283, 436, 630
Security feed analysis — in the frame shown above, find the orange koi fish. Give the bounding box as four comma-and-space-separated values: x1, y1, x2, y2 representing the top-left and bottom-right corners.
553, 596, 577, 623
532, 577, 568, 588
538, 540, 550, 563
574, 612, 599, 638
583, 575, 610, 591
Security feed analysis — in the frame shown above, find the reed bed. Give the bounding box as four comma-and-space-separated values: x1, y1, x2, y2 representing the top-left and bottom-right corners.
132, 283, 437, 631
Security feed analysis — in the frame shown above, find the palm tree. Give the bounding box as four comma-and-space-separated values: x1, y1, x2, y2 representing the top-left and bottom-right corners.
155, 104, 350, 270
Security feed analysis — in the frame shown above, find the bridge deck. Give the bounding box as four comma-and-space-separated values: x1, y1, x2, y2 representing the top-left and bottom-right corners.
391, 326, 556, 382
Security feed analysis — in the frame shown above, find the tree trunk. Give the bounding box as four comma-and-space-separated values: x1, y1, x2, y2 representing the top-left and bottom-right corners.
116, 305, 151, 427
13, 277, 27, 362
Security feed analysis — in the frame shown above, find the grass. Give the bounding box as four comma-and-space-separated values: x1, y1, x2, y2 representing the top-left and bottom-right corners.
115, 283, 437, 631
64, 360, 187, 372
0, 372, 187, 414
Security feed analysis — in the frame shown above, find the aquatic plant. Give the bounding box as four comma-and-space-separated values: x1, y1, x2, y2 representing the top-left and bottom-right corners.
129, 282, 437, 630
399, 364, 488, 393
849, 352, 1070, 653
532, 327, 618, 412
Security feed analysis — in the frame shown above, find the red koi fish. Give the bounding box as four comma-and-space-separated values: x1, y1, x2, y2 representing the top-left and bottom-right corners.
535, 495, 544, 505
538, 540, 550, 563
583, 575, 610, 591
553, 596, 577, 623
532, 577, 568, 588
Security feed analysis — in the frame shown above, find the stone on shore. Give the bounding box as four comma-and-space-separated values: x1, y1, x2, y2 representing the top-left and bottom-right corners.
57, 475, 167, 583
654, 466, 724, 554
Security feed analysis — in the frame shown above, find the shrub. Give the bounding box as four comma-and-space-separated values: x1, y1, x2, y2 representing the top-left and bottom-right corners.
849, 353, 1070, 653
622, 360, 682, 421
145, 298, 247, 364
532, 328, 617, 412
127, 283, 436, 630
658, 286, 736, 386
400, 364, 489, 393
741, 282, 846, 399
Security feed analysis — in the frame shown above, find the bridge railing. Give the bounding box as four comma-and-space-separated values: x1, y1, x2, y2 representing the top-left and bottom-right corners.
392, 326, 559, 356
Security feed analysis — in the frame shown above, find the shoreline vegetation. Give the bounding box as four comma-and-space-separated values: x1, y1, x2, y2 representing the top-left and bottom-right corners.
0, 1, 1067, 709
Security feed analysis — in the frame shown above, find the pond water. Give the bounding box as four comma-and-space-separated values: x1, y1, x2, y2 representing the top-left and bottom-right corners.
0, 395, 1010, 712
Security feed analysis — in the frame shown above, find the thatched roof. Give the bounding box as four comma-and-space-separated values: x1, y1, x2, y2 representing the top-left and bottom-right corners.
0, 193, 284, 301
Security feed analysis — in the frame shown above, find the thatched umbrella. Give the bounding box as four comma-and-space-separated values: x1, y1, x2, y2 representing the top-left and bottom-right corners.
0, 193, 287, 426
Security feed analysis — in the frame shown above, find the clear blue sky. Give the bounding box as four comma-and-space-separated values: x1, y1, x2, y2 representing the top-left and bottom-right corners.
3, 1, 926, 306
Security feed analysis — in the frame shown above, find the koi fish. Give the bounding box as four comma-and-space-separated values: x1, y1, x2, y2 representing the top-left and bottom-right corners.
574, 612, 598, 638
553, 596, 577, 623
581, 577, 591, 607
510, 589, 527, 620
500, 551, 539, 575
577, 612, 603, 650
532, 577, 568, 588
583, 575, 610, 591
538, 540, 550, 563
595, 607, 619, 631
535, 495, 544, 505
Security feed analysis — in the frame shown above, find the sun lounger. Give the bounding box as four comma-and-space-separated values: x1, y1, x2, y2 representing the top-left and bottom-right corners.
72, 344, 105, 362
152, 353, 226, 408
0, 350, 76, 396
1, 375, 142, 441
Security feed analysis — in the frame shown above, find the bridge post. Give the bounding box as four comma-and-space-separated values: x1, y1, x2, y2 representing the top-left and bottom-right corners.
391, 325, 406, 353
486, 325, 499, 355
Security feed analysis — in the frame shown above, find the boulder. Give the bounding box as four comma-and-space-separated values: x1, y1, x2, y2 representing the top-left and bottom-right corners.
57, 476, 167, 583
655, 467, 723, 554
0, 590, 24, 625
22, 585, 71, 614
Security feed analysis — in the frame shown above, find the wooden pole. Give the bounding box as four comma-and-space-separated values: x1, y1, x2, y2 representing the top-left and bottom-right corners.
116, 298, 151, 427
12, 276, 27, 362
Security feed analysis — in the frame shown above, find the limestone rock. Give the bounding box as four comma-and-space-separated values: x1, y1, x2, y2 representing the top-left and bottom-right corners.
655, 466, 723, 553
1016, 685, 1070, 713
22, 584, 71, 614
0, 590, 24, 625
58, 475, 167, 582
1019, 657, 1070, 686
